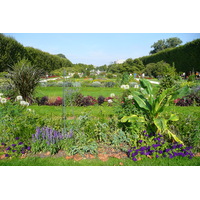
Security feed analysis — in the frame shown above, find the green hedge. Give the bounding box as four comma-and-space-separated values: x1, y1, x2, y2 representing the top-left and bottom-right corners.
140, 39, 200, 72
0, 34, 73, 72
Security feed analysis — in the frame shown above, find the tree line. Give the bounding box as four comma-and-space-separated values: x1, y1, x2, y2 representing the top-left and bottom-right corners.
0, 33, 73, 73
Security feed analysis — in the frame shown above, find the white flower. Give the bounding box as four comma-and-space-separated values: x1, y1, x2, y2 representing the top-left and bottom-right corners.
27, 108, 32, 112
121, 85, 129, 89
134, 84, 139, 88
110, 93, 115, 98
108, 99, 113, 104
16, 95, 23, 101
20, 101, 29, 106
128, 95, 133, 100
0, 93, 3, 96
0, 98, 7, 104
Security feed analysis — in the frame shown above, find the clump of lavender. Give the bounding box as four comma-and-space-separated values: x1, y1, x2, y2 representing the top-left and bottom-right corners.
128, 131, 195, 161
31, 127, 73, 154
32, 127, 73, 145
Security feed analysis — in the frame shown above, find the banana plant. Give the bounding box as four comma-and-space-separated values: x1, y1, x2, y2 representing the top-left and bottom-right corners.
121, 79, 190, 144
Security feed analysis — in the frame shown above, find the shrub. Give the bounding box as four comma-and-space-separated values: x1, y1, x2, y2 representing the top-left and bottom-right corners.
187, 74, 196, 82
104, 81, 115, 87
169, 113, 200, 153
90, 81, 102, 87
72, 82, 81, 87
80, 96, 97, 106
36, 96, 49, 105
7, 59, 43, 103
73, 73, 80, 78
97, 96, 105, 105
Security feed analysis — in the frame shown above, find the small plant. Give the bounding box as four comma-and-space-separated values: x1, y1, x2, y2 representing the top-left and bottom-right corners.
97, 96, 105, 105
1, 137, 31, 158
128, 131, 195, 161
31, 127, 73, 154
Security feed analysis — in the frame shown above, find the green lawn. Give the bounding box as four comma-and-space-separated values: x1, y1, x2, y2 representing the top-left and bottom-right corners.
0, 156, 199, 166
35, 86, 127, 98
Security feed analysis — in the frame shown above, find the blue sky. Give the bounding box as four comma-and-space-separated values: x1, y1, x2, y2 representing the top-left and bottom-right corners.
4, 33, 200, 66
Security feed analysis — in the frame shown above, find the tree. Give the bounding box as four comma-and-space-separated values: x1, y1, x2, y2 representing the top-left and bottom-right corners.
166, 37, 182, 48
150, 37, 182, 54
56, 53, 67, 59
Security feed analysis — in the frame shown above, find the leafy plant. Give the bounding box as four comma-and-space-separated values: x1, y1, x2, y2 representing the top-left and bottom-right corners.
121, 79, 190, 144
128, 131, 194, 162
7, 59, 43, 103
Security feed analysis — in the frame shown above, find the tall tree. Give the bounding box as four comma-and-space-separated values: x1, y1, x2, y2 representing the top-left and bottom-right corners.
150, 37, 182, 54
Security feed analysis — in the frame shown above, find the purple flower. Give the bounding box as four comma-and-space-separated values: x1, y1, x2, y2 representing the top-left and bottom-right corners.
27, 146, 31, 151
133, 158, 137, 161
156, 155, 159, 158
132, 152, 138, 157
165, 148, 171, 152
6, 146, 11, 151
5, 154, 10, 157
18, 142, 23, 145
138, 140, 143, 143
1, 142, 5, 145
158, 150, 163, 154
12, 150, 16, 152
143, 130, 147, 133
15, 137, 19, 140
21, 151, 25, 154
169, 154, 174, 159
12, 144, 16, 147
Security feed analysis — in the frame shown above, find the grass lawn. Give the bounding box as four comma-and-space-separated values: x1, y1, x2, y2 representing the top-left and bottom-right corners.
0, 156, 200, 166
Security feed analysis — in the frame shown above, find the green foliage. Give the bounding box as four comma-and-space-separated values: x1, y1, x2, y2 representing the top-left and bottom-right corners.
150, 37, 182, 54
143, 61, 176, 78
141, 39, 200, 72
187, 74, 196, 82
121, 79, 190, 143
0, 101, 46, 144
0, 34, 73, 73
169, 113, 200, 153
0, 34, 26, 72
8, 59, 43, 102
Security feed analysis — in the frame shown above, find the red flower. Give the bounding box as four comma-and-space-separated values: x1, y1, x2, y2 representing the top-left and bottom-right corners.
174, 98, 180, 104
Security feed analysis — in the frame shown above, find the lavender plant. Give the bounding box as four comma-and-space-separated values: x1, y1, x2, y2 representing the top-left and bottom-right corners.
31, 127, 73, 154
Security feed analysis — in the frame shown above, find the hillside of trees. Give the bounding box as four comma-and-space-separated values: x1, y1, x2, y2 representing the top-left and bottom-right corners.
0, 34, 73, 72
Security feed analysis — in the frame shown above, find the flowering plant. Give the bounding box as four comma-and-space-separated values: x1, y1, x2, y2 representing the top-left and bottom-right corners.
128, 131, 194, 161
31, 127, 74, 154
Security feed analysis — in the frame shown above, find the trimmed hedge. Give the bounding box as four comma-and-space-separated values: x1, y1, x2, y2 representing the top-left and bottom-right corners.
140, 39, 200, 73
0, 34, 73, 72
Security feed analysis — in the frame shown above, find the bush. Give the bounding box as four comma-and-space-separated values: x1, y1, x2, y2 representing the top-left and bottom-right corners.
97, 96, 105, 105
73, 73, 80, 78
169, 113, 200, 153
7, 59, 43, 103
104, 81, 115, 87
90, 81, 102, 87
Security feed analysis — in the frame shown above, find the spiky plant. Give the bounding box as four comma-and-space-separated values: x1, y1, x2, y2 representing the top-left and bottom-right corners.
8, 59, 43, 103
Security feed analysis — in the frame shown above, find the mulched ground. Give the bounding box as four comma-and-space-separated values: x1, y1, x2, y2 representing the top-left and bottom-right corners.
0, 144, 129, 162
1, 144, 200, 162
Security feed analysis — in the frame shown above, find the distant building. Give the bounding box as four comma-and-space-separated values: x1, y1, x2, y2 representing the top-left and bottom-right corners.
115, 59, 126, 64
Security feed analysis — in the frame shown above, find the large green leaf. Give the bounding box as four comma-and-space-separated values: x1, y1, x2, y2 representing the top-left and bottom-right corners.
139, 79, 152, 94
121, 115, 145, 123
132, 94, 149, 111
167, 130, 184, 144
153, 118, 167, 132
168, 114, 179, 121
171, 85, 190, 100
